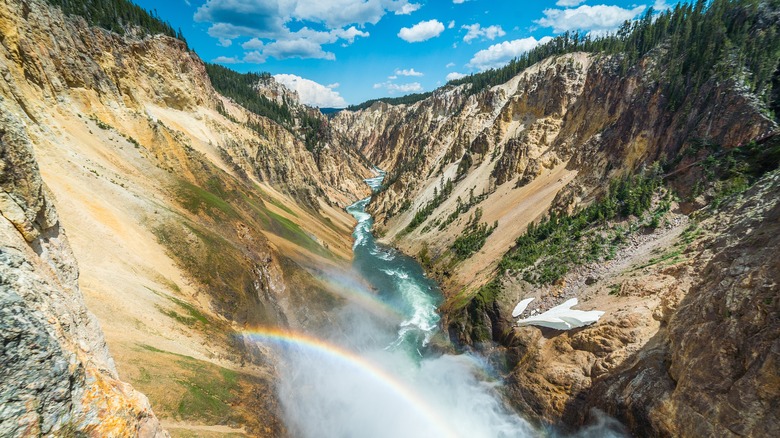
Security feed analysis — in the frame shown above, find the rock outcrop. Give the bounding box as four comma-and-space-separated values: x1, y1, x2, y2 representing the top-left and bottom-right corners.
584, 170, 780, 437
1, 104, 166, 437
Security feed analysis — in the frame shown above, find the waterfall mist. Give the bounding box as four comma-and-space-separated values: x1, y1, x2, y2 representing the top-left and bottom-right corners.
253, 173, 627, 437
273, 302, 535, 438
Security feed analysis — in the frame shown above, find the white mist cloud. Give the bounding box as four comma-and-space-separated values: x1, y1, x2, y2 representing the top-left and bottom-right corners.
269, 301, 538, 438
398, 19, 445, 43
555, 0, 585, 6
467, 36, 553, 71
274, 74, 348, 107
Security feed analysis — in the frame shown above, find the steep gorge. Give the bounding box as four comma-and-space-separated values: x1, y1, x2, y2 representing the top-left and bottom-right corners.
2, 0, 779, 436
330, 2, 780, 435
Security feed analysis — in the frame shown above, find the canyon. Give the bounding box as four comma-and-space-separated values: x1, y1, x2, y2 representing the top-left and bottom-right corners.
1, 0, 779, 437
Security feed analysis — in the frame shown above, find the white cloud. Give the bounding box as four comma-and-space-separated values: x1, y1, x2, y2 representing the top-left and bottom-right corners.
555, 0, 585, 6
243, 51, 267, 64
331, 26, 370, 43
462, 23, 506, 43
467, 36, 553, 71
395, 3, 421, 15
239, 26, 367, 62
395, 68, 424, 77
653, 0, 672, 11
274, 74, 348, 108
387, 75, 398, 79
398, 19, 445, 43
446, 72, 466, 81
212, 56, 243, 64
195, 0, 412, 62
445, 62, 455, 68
196, 0, 422, 32
453, 0, 467, 3
536, 4, 646, 34
373, 81, 424, 93
448, 20, 455, 29
326, 83, 340, 89
241, 38, 264, 50
263, 38, 336, 61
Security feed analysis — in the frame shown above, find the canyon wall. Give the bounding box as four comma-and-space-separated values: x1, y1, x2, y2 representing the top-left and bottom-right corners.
0, 0, 371, 435
332, 33, 779, 438
1, 102, 166, 437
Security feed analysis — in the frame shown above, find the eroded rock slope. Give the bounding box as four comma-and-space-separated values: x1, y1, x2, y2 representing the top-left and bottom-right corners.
1, 104, 166, 437
0, 0, 371, 435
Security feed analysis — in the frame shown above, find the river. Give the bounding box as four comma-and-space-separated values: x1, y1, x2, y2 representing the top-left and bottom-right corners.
259, 171, 622, 437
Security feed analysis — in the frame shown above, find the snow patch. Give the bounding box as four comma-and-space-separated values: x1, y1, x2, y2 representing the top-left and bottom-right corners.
515, 298, 603, 330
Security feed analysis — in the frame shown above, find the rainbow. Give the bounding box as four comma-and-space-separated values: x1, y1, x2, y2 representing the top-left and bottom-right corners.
240, 328, 459, 438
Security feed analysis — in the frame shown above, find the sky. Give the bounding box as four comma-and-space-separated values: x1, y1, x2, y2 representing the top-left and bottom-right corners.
131, 1, 674, 107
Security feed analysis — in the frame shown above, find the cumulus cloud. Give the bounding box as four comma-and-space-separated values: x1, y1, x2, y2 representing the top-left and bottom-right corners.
396, 2, 421, 15
446, 62, 455, 68
240, 26, 367, 62
555, 0, 585, 6
462, 24, 506, 43
212, 56, 242, 64
446, 72, 466, 81
373, 81, 423, 93
196, 0, 411, 62
332, 26, 371, 43
244, 50, 267, 63
536, 4, 646, 34
448, 20, 455, 29
263, 38, 336, 61
274, 74, 348, 108
467, 36, 553, 71
241, 38, 264, 50
395, 68, 423, 77
398, 19, 445, 42
196, 0, 421, 33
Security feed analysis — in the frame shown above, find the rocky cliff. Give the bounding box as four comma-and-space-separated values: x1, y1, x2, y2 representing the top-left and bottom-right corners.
0, 0, 371, 436
1, 103, 166, 437
332, 50, 774, 294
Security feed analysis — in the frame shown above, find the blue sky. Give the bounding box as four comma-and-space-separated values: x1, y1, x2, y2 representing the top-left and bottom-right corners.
131, 1, 671, 107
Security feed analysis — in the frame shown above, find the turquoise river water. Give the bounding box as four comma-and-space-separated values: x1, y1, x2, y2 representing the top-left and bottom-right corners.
261, 171, 624, 438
